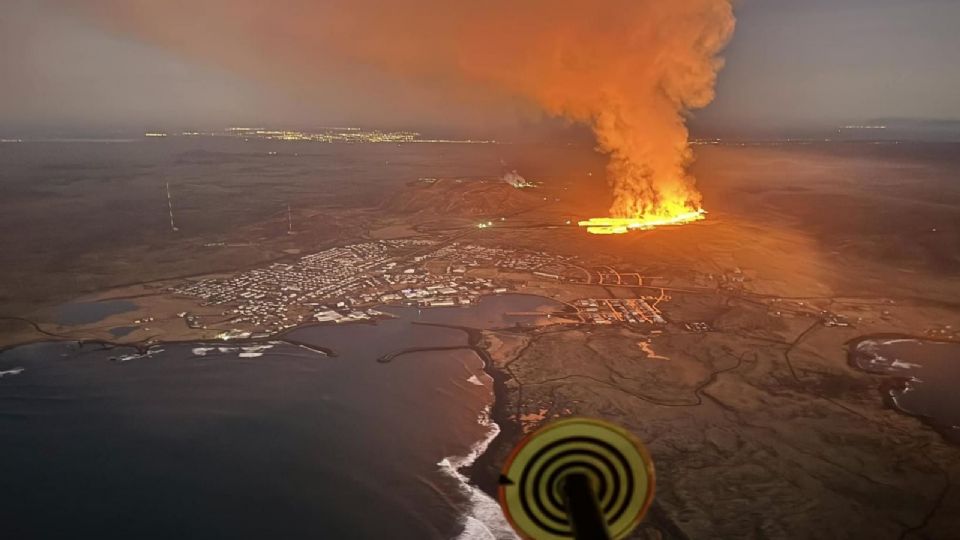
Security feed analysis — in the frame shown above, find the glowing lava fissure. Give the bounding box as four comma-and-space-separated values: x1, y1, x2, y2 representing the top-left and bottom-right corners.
579, 208, 706, 235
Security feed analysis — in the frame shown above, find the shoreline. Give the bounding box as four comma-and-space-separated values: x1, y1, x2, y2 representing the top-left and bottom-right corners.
406, 321, 527, 539
0, 312, 505, 538
0, 299, 546, 537
846, 334, 960, 445
0, 290, 561, 351
407, 321, 524, 501
0, 319, 339, 358
0, 305, 535, 490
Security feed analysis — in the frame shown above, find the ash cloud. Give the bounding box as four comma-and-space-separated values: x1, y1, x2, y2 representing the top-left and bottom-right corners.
67, 0, 735, 218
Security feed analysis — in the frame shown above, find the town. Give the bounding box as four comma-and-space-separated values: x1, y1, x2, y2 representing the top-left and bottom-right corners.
171, 239, 674, 336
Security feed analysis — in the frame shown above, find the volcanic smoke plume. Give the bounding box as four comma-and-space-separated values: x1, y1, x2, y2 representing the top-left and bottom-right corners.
69, 1, 735, 223
502, 171, 532, 189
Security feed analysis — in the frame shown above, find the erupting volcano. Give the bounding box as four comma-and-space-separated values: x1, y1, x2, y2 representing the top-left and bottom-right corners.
579, 209, 707, 235
70, 1, 735, 230
560, 1, 735, 235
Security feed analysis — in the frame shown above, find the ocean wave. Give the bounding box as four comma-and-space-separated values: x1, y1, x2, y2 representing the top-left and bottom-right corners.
110, 348, 164, 363
438, 405, 519, 540
194, 343, 278, 358
878, 338, 922, 346
239, 344, 274, 358
856, 340, 924, 372
0, 367, 25, 378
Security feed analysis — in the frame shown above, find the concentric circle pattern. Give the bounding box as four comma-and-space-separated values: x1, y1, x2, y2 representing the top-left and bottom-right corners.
498, 417, 655, 540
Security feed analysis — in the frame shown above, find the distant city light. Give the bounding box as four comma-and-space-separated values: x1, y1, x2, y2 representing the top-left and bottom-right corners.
148, 126, 497, 144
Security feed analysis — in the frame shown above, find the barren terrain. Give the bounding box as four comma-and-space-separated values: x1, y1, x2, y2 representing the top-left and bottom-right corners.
2, 140, 959, 538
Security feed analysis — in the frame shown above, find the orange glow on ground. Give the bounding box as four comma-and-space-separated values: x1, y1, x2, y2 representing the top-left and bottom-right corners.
578, 208, 707, 234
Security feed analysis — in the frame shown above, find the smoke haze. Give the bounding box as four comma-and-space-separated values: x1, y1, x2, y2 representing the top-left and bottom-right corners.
62, 0, 735, 219
501, 171, 532, 189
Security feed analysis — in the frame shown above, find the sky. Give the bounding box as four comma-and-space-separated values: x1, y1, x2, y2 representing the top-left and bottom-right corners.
697, 0, 960, 135
2, 0, 958, 137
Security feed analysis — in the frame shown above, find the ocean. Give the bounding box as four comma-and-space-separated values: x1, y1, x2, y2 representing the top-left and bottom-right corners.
0, 294, 559, 539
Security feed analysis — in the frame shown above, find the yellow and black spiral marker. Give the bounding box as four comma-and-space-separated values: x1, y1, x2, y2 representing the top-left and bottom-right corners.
498, 417, 655, 540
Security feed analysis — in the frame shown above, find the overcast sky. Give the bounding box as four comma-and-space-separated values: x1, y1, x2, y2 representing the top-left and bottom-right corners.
698, 0, 960, 134
2, 0, 958, 136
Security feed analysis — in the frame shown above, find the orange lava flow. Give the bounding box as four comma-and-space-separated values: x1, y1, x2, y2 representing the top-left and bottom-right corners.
578, 208, 706, 235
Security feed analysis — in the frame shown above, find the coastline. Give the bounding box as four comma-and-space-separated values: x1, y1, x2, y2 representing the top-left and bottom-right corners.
847, 333, 960, 445
0, 321, 495, 538
0, 319, 339, 358
405, 322, 521, 498
405, 320, 529, 540
0, 297, 550, 539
